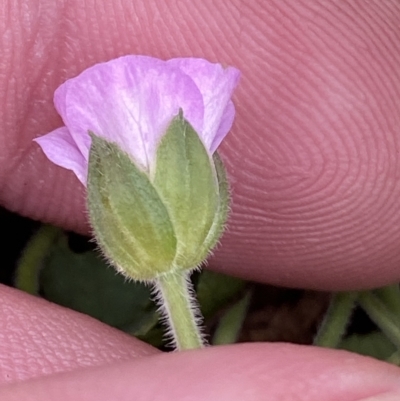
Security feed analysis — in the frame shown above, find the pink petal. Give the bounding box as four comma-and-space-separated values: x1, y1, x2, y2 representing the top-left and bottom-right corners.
54, 56, 205, 172
167, 58, 240, 151
210, 101, 236, 153
34, 127, 87, 185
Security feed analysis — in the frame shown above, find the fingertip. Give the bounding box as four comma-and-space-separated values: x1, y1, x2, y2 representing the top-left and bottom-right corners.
1, 343, 400, 400
0, 285, 157, 385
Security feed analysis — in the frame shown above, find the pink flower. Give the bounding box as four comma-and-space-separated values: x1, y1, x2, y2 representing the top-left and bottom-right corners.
35, 56, 240, 185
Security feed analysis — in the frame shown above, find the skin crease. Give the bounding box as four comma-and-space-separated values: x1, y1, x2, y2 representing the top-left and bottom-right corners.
1, 0, 400, 399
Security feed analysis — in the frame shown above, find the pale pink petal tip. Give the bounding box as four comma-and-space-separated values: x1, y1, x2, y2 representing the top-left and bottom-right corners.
34, 127, 87, 185
167, 58, 240, 150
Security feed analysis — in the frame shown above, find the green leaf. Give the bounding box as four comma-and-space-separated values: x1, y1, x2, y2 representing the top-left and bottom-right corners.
154, 112, 219, 269
87, 134, 177, 281
14, 225, 61, 295
40, 235, 157, 331
339, 331, 396, 360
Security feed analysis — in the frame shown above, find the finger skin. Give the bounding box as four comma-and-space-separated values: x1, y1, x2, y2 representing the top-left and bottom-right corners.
1, 343, 400, 401
1, 286, 400, 400
1, 287, 400, 401
0, 285, 157, 385
1, 1, 400, 289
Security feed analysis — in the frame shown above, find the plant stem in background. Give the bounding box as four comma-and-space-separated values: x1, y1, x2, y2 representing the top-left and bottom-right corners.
375, 284, 400, 319
154, 270, 204, 350
14, 224, 61, 295
314, 291, 358, 348
213, 290, 252, 345
387, 350, 400, 366
358, 291, 400, 350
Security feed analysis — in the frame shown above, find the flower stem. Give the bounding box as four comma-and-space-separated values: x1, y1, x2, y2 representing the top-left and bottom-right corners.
154, 270, 205, 350
314, 291, 358, 348
358, 291, 400, 350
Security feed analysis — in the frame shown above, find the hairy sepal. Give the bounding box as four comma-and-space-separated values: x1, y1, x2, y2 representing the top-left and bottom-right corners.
154, 112, 228, 269
87, 133, 177, 281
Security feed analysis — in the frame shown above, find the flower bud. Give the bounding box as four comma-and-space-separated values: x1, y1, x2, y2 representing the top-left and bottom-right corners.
87, 112, 229, 282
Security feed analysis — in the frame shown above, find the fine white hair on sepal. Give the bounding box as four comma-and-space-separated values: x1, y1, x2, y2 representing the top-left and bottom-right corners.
152, 269, 207, 350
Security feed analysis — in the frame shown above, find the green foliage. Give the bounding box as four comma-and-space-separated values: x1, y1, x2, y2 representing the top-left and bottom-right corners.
340, 331, 396, 361
213, 290, 252, 345
40, 236, 156, 332
15, 225, 61, 295
196, 270, 245, 318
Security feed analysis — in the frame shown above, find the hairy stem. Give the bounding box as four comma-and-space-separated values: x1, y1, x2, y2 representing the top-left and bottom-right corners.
154, 270, 204, 350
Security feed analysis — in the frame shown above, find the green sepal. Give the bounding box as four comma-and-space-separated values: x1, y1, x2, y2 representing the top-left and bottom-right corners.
87, 133, 177, 281
153, 111, 221, 269
196, 151, 230, 261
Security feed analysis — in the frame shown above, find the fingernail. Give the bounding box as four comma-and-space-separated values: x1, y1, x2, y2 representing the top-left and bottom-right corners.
361, 393, 400, 401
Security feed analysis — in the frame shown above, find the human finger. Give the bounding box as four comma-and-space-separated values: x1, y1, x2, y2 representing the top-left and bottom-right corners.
1, 1, 400, 289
